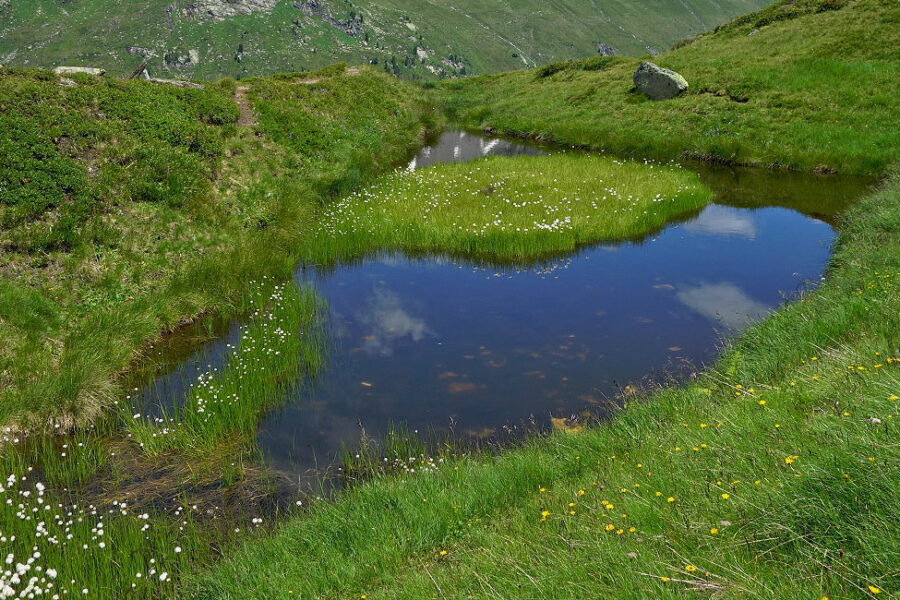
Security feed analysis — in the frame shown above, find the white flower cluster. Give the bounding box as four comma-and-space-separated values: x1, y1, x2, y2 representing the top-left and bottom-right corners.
316, 161, 697, 241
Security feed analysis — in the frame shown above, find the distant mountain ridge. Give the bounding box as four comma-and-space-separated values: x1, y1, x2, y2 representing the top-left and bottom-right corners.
0, 0, 770, 79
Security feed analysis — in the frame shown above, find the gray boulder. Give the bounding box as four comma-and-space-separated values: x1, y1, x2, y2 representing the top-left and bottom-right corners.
633, 62, 688, 100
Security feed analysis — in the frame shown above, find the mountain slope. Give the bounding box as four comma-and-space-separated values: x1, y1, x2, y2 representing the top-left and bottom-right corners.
0, 0, 769, 79
439, 0, 900, 174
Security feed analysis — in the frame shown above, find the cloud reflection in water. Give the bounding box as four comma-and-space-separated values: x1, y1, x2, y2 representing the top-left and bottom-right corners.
684, 205, 757, 239
676, 282, 770, 329
356, 288, 433, 355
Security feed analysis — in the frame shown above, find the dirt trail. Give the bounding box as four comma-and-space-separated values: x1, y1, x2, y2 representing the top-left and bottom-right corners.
294, 66, 362, 85
235, 85, 256, 127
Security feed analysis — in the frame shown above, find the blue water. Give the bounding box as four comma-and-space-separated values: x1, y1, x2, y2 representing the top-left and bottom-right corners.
137, 129, 868, 483
251, 131, 864, 479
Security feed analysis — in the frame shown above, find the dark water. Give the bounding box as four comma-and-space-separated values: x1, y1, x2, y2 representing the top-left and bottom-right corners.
137, 129, 870, 483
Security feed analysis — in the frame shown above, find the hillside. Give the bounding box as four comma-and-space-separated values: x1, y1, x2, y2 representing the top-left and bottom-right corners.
438, 0, 900, 174
0, 0, 768, 79
0, 63, 436, 427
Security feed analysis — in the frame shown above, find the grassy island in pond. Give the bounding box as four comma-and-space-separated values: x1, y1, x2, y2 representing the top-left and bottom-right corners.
308, 153, 712, 263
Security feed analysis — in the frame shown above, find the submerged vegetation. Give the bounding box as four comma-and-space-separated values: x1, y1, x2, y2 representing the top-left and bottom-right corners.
128, 278, 325, 454
307, 153, 712, 262
0, 278, 319, 600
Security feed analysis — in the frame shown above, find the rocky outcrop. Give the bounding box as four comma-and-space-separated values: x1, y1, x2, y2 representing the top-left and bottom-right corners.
293, 1, 364, 36
596, 43, 618, 56
147, 77, 205, 89
164, 49, 200, 69
633, 62, 688, 100
126, 46, 156, 57
183, 0, 279, 21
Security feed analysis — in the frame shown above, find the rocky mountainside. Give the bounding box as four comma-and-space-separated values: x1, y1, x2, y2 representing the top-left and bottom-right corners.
0, 0, 770, 79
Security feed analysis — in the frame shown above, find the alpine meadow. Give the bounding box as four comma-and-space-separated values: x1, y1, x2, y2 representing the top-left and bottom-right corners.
0, 0, 898, 599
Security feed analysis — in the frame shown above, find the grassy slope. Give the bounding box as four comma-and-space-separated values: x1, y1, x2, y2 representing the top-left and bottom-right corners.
189, 2, 900, 599
0, 0, 768, 79
0, 64, 435, 428
438, 0, 900, 175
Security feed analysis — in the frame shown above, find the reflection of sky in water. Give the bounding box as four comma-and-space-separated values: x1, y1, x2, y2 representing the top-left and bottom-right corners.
676, 282, 770, 329
408, 129, 543, 170
684, 204, 758, 239
353, 289, 433, 356
258, 203, 839, 480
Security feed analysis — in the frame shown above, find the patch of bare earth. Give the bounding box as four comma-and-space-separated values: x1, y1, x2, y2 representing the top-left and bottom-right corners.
234, 85, 257, 127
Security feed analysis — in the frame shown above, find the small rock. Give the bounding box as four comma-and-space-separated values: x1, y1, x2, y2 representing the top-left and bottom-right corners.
869, 417, 882, 424
633, 62, 688, 100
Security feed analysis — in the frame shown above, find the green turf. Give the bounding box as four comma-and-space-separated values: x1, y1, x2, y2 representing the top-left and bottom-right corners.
0, 64, 435, 429
2, 0, 900, 598
187, 172, 900, 600
305, 152, 713, 263
437, 0, 900, 174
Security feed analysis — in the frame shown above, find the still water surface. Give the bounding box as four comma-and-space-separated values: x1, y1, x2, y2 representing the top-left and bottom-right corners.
138, 130, 868, 482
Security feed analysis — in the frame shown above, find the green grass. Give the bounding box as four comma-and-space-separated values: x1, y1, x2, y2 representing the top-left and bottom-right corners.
128, 278, 325, 453
0, 0, 768, 80
2, 0, 900, 597
0, 473, 211, 598
0, 64, 434, 430
437, 0, 900, 174
182, 1, 900, 598
186, 168, 900, 600
0, 63, 438, 600
305, 153, 712, 263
